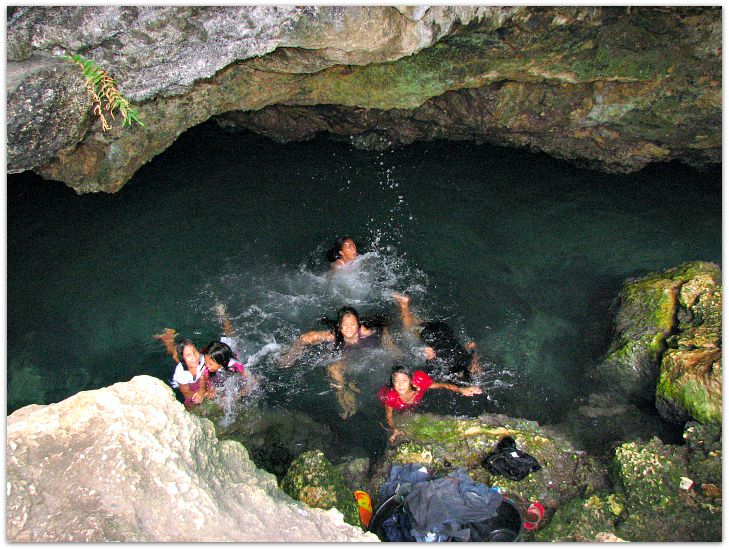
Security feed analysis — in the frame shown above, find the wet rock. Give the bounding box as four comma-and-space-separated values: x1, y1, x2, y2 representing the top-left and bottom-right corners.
592, 261, 721, 405
683, 421, 722, 489
7, 6, 721, 192
655, 268, 721, 425
281, 450, 361, 528
534, 493, 626, 542
369, 412, 609, 539
192, 403, 344, 481
538, 432, 721, 542
6, 375, 377, 542
335, 457, 371, 494
608, 437, 721, 541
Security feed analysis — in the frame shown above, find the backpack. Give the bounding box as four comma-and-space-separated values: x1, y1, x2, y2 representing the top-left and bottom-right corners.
481, 436, 542, 481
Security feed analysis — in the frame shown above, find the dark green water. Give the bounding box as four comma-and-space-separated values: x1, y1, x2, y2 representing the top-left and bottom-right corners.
7, 122, 721, 466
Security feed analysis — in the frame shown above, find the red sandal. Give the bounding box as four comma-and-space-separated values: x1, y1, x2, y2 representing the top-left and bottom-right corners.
523, 501, 545, 531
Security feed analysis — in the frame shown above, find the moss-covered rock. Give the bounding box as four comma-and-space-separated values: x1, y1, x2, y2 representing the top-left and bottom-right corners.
533, 492, 626, 542
609, 437, 721, 541
541, 432, 721, 542
334, 457, 371, 495
370, 412, 609, 540
683, 421, 722, 490
207, 407, 343, 481
655, 268, 721, 425
281, 450, 361, 528
593, 261, 721, 405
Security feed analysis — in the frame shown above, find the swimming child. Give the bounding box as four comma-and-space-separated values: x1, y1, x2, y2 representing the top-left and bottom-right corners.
378, 365, 483, 443
202, 340, 256, 400
279, 305, 393, 419
155, 302, 254, 408
392, 292, 482, 377
326, 236, 359, 271
166, 337, 208, 408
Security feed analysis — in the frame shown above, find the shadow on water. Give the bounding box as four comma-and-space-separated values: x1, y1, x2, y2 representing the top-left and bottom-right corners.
7, 121, 721, 472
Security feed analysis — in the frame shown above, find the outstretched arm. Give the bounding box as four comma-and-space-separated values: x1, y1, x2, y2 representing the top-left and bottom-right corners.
278, 330, 334, 368
154, 328, 179, 363
385, 405, 405, 443
430, 382, 483, 397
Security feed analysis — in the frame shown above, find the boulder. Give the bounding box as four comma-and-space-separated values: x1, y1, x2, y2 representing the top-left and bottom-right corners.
7, 55, 91, 173
593, 261, 721, 405
280, 449, 361, 528
6, 375, 377, 542
537, 429, 721, 542
335, 457, 372, 494
533, 493, 626, 542
655, 269, 721, 424
608, 436, 721, 541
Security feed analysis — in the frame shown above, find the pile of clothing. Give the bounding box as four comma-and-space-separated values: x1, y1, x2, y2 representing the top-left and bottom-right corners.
376, 464, 505, 542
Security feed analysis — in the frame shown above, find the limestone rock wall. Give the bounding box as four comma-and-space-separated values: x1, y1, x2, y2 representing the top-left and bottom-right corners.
6, 375, 378, 542
6, 6, 722, 193
591, 261, 722, 420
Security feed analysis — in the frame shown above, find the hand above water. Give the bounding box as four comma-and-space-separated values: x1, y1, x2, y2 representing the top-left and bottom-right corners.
389, 428, 405, 443
460, 386, 483, 397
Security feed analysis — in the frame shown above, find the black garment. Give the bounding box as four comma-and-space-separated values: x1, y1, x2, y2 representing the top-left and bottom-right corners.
419, 321, 473, 375
481, 437, 542, 481
380, 507, 416, 542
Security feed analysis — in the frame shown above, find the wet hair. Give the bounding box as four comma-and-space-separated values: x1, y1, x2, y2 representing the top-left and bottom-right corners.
332, 306, 361, 345
336, 306, 360, 328
326, 236, 356, 263
419, 321, 472, 374
203, 341, 237, 372
389, 365, 417, 390
320, 306, 391, 347
176, 339, 198, 371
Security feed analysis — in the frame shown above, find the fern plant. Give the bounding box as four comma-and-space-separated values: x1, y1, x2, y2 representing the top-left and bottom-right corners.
66, 53, 144, 131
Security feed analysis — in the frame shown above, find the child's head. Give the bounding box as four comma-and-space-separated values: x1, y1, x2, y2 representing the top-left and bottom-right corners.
390, 365, 415, 394
203, 341, 235, 373
177, 339, 200, 371
336, 306, 361, 339
326, 236, 358, 263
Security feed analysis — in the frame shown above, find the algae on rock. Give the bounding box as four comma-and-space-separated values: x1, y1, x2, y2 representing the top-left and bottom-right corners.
655, 267, 721, 425
371, 412, 609, 540
281, 449, 361, 528
593, 261, 721, 411
536, 429, 721, 542
609, 436, 721, 542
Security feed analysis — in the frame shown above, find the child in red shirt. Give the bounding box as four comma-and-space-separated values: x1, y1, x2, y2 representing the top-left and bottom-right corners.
378, 365, 483, 443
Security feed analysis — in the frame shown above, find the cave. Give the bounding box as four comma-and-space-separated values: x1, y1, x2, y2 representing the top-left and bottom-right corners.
6, 6, 723, 543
